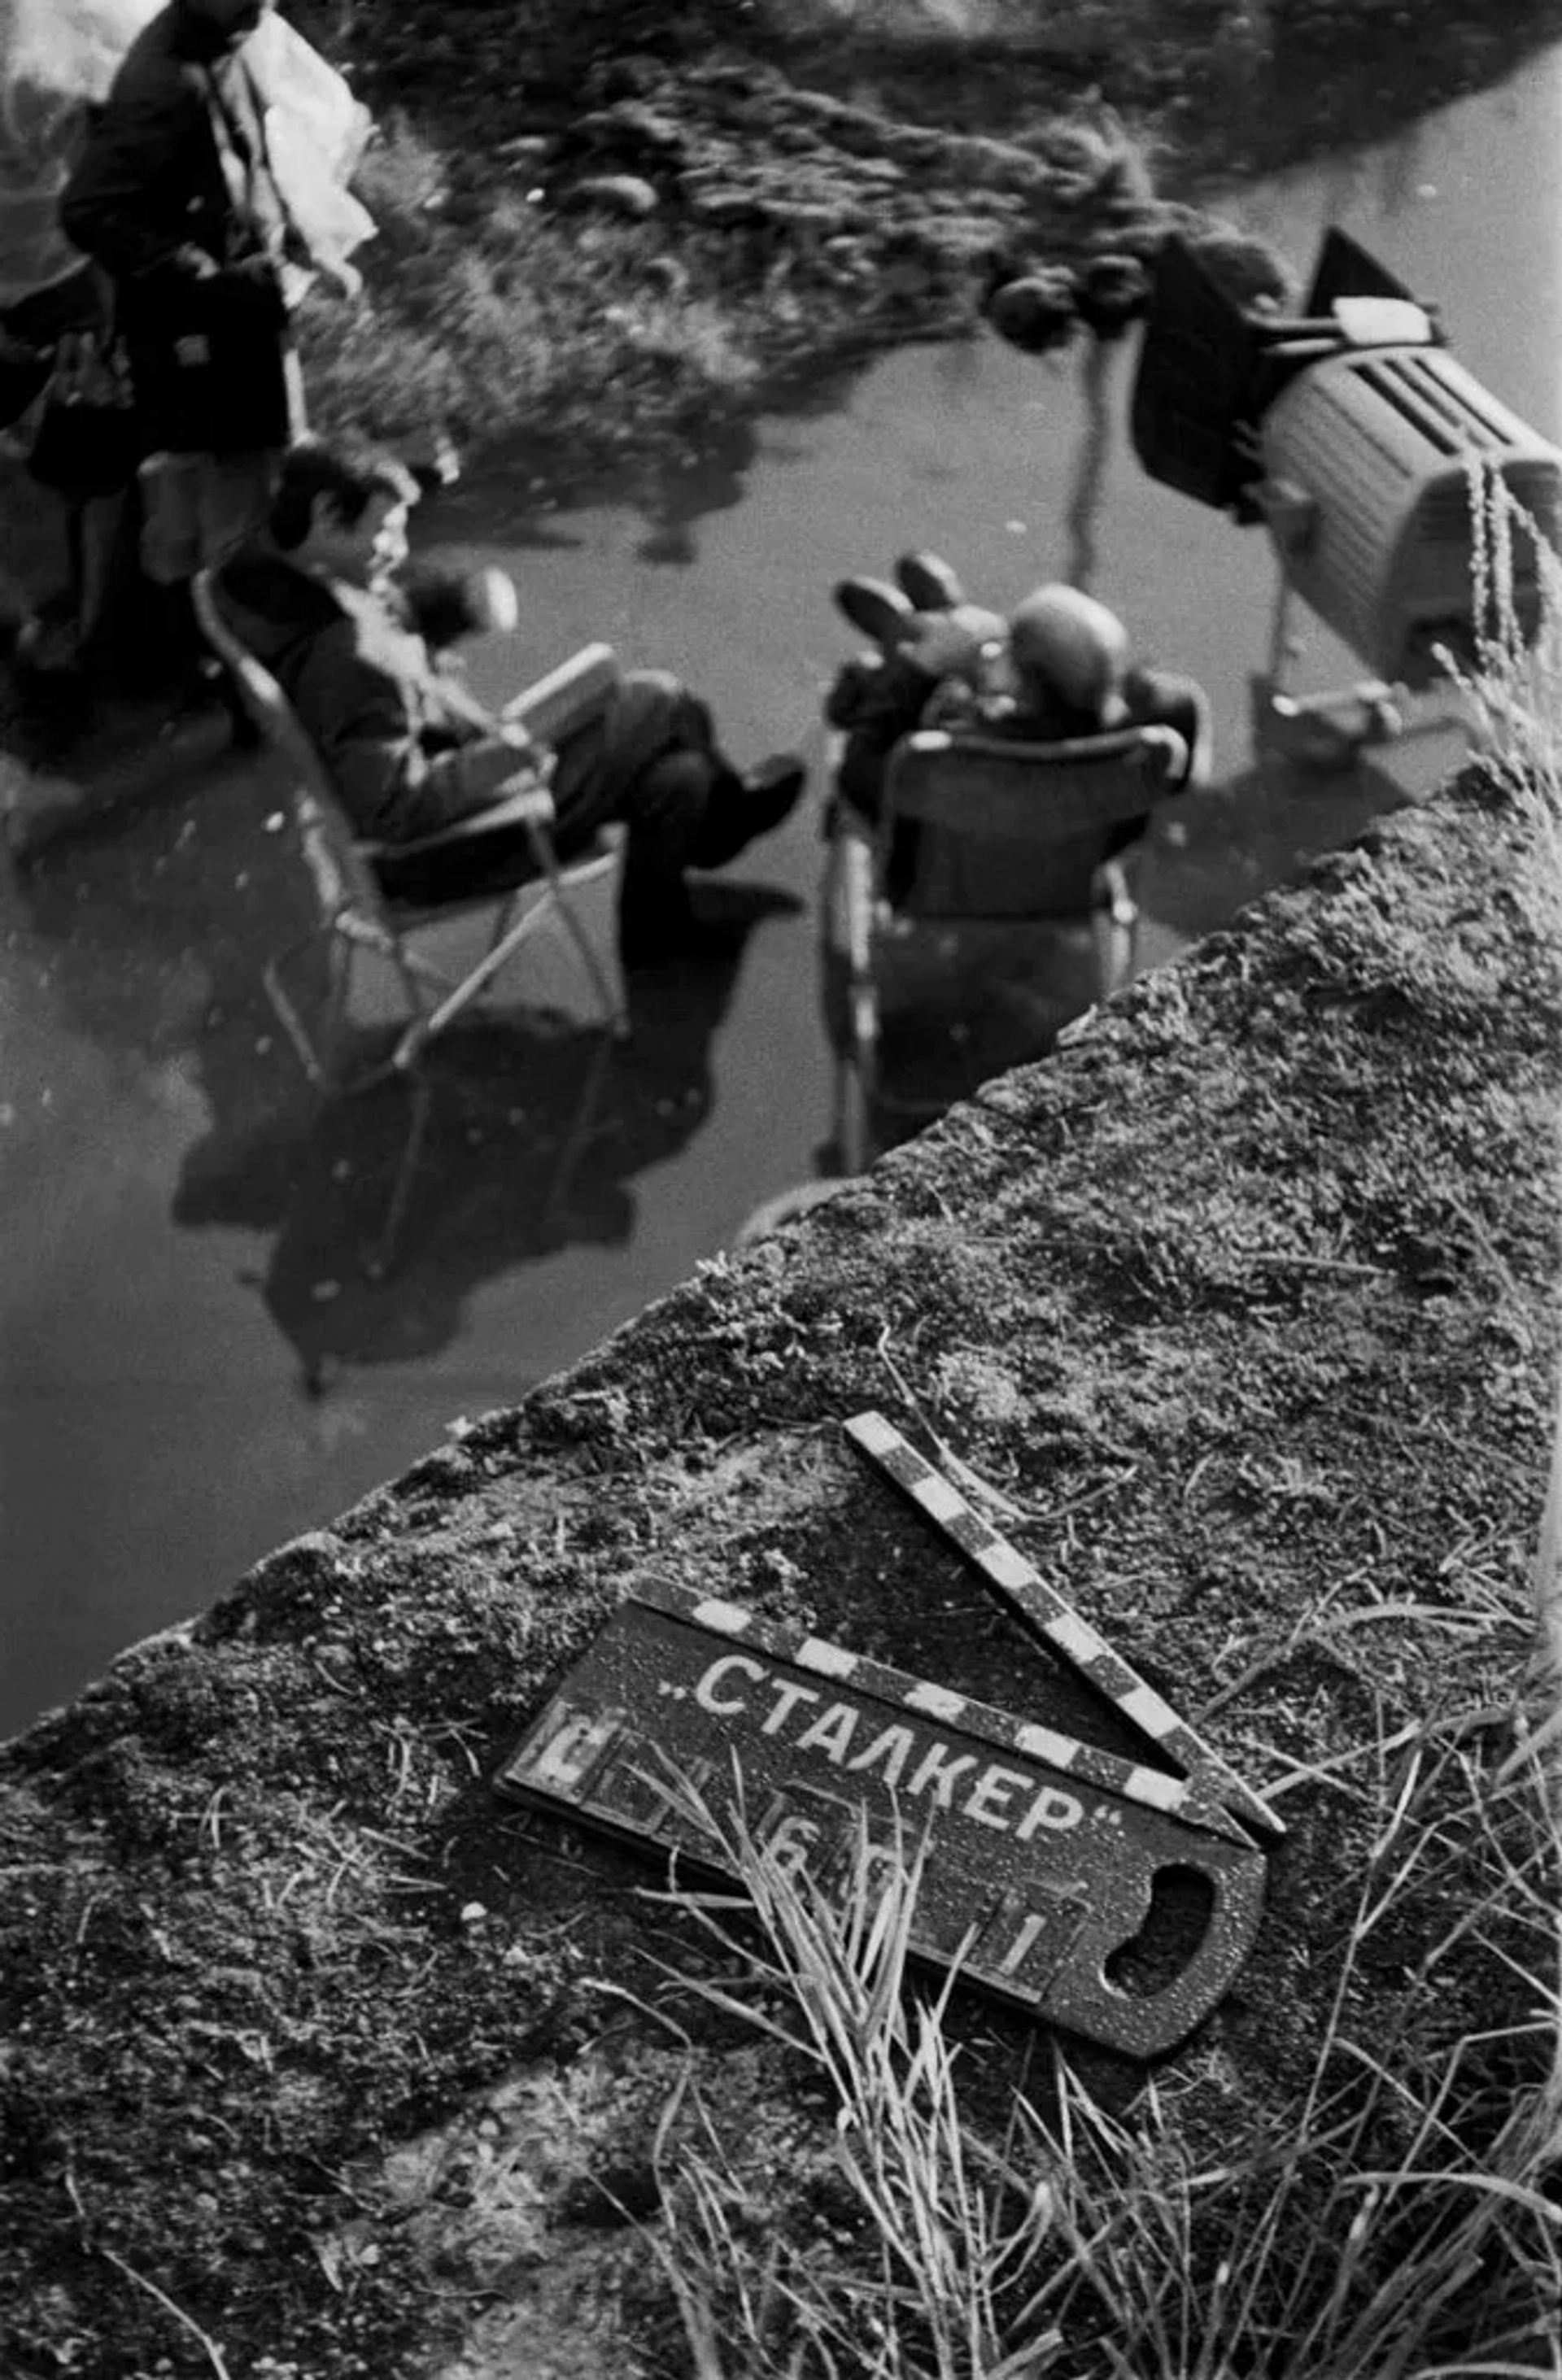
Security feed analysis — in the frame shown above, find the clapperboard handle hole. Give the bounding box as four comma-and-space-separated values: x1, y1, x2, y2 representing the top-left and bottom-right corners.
1102, 1863, 1218, 2000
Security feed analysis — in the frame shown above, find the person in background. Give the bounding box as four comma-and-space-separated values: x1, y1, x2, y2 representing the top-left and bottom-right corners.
214, 440, 808, 966
0, 263, 129, 676
59, 0, 357, 616
0, 41, 141, 682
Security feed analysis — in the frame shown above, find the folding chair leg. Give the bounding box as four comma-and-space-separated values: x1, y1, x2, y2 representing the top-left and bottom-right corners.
264, 929, 338, 1090
541, 1031, 619, 1231
384, 1022, 424, 1076
543, 882, 629, 1036
835, 1048, 877, 1175
393, 909, 547, 1064
514, 821, 626, 1036
839, 974, 880, 1174
1263, 568, 1300, 701
1092, 861, 1139, 996
267, 922, 424, 1096
363, 1069, 434, 1281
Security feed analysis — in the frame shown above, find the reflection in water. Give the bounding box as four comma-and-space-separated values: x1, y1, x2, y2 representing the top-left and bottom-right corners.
172, 905, 786, 1391
1064, 340, 1117, 595
1148, 744, 1413, 948
11, 773, 793, 1394
7, 739, 312, 1066
802, 723, 1425, 1191
818, 907, 1106, 1172
430, 346, 886, 567
633, 413, 761, 567
1372, 116, 1429, 219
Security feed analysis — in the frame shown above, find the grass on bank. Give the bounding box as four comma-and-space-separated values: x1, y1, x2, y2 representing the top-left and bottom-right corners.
288, 0, 1562, 476
626, 483, 1562, 2380
648, 1741, 1560, 2380
298, 120, 768, 460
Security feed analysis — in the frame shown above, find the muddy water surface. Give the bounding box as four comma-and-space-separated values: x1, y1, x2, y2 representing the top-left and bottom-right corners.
2, 50, 1559, 1735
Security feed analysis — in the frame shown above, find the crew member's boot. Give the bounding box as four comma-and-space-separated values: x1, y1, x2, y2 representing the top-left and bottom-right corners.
620, 752, 808, 966
683, 752, 807, 873
832, 576, 915, 650
894, 551, 966, 611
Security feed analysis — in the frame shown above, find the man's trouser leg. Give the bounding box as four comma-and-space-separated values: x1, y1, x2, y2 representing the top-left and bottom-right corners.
376, 671, 731, 912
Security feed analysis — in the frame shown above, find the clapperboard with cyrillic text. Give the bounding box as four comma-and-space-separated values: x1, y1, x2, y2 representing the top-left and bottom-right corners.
494, 1413, 1280, 2058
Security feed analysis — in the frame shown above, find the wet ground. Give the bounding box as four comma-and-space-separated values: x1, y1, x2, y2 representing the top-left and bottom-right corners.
2, 47, 1559, 1737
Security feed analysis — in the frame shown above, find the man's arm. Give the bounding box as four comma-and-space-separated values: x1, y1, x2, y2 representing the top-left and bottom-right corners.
836, 615, 989, 820
1124, 668, 1214, 787
60, 79, 219, 287
289, 621, 537, 845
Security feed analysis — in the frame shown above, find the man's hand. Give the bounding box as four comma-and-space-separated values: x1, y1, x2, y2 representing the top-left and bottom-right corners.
463, 568, 519, 636
499, 723, 552, 779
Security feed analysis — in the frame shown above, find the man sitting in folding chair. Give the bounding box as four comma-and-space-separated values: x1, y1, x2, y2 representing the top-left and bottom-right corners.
213, 440, 808, 966
820, 560, 1210, 1168
828, 556, 1210, 874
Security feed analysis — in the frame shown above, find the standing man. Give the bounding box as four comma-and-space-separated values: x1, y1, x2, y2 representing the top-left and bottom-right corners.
59, 0, 352, 599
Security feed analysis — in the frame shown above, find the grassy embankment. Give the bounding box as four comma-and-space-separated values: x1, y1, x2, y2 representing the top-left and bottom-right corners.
286, 0, 1562, 479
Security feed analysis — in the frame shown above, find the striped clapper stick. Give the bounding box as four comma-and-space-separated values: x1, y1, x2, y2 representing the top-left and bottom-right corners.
844, 1411, 1283, 1846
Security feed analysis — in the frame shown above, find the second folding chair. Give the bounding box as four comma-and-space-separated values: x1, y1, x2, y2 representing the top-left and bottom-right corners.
822, 721, 1191, 1168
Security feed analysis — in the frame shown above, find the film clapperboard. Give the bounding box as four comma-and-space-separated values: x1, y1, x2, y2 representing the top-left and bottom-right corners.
495, 1411, 1281, 2057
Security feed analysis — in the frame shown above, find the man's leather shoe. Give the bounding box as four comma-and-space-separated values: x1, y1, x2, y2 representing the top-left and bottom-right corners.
833, 576, 914, 648
740, 753, 807, 838
895, 551, 966, 611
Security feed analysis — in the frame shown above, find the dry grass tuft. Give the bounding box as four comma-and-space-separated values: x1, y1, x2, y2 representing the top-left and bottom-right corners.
646, 1740, 1560, 2378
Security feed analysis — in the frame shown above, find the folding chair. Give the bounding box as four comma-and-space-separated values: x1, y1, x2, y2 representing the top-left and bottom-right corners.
191, 570, 628, 1089
823, 721, 1189, 1169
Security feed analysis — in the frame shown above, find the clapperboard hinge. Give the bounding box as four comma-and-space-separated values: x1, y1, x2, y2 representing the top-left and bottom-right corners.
844, 1410, 1284, 1846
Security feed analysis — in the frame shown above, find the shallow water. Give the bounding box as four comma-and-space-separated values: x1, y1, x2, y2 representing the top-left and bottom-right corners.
2, 49, 1559, 1737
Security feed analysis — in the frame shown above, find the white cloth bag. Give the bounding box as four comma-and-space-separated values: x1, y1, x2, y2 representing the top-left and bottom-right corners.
0, 0, 374, 311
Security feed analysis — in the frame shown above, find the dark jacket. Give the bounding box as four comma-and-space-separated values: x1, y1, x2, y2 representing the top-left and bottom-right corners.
216, 551, 531, 841
832, 645, 949, 824
60, 1, 295, 453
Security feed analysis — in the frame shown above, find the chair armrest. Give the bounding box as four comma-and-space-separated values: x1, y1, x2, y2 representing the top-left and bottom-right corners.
907, 723, 1189, 774
357, 774, 556, 862
1137, 725, 1191, 786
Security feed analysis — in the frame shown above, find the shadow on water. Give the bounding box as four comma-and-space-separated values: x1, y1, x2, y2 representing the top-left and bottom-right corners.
1150, 743, 1414, 948
172, 889, 797, 1393
11, 774, 797, 1392
780, 726, 1420, 1196
427, 341, 907, 569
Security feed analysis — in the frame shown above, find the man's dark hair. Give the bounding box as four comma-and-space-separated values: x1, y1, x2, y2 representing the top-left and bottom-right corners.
268, 439, 420, 551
